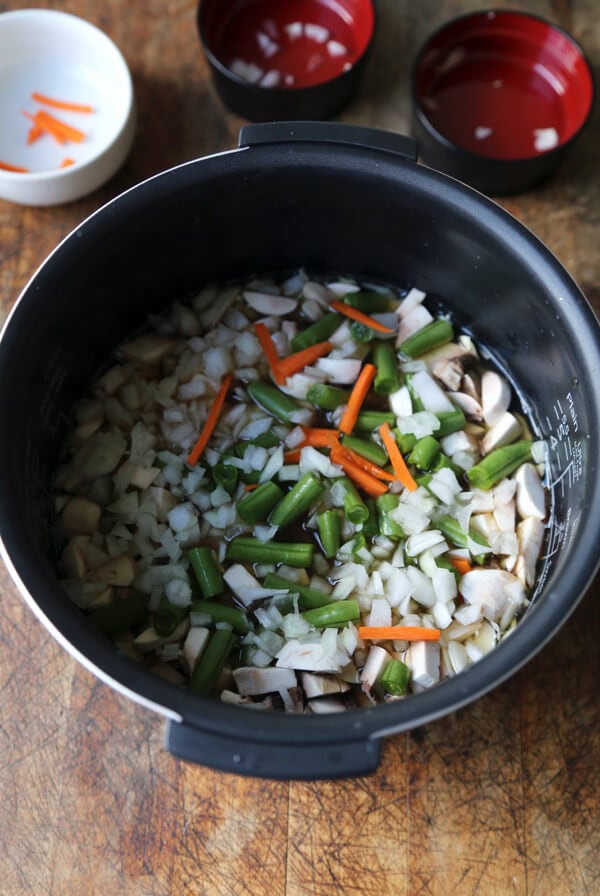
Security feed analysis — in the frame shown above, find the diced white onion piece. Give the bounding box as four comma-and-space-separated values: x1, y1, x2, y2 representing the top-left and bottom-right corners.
431, 566, 458, 603
167, 502, 197, 533
396, 305, 433, 344
384, 568, 413, 607
389, 385, 413, 418
276, 640, 346, 673
406, 566, 436, 608
427, 468, 462, 505
164, 578, 192, 607
405, 529, 445, 557
389, 502, 430, 535
314, 357, 362, 383
396, 411, 440, 439
447, 641, 470, 675
410, 370, 455, 413
396, 287, 426, 318
460, 569, 526, 622
299, 445, 343, 478
233, 666, 297, 696
367, 598, 392, 628
223, 564, 264, 607
259, 445, 284, 483
183, 627, 210, 671
432, 601, 453, 629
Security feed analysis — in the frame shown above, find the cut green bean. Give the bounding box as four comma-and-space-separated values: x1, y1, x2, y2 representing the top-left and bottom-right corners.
236, 432, 280, 453
341, 435, 389, 467
290, 313, 340, 352
306, 383, 351, 410
317, 509, 341, 558
432, 453, 463, 476
226, 537, 314, 567
350, 320, 376, 343
380, 659, 410, 696
269, 472, 325, 528
437, 514, 490, 552
376, 493, 405, 538
212, 461, 238, 494
467, 440, 532, 490
394, 430, 417, 454
363, 499, 380, 539
189, 546, 225, 599
373, 341, 401, 394
344, 291, 395, 313
191, 599, 250, 635
88, 594, 146, 636
247, 381, 302, 423
338, 476, 369, 524
435, 409, 466, 437
263, 573, 333, 609
237, 481, 285, 524
405, 376, 424, 412
355, 410, 395, 432
190, 629, 235, 696
351, 533, 368, 561
435, 554, 460, 582
408, 436, 441, 471
152, 596, 188, 637
302, 599, 360, 629
400, 318, 454, 358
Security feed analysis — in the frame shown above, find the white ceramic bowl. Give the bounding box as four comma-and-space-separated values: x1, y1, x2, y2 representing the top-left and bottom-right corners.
0, 9, 135, 206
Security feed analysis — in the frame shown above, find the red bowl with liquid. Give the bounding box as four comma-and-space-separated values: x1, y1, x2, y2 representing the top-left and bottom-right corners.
198, 0, 376, 121
412, 10, 595, 194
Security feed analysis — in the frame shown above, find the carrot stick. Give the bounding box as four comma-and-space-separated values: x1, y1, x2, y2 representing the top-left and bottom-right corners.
378, 422, 418, 492
299, 428, 340, 449
31, 92, 94, 114
22, 111, 67, 144
283, 449, 302, 464
27, 124, 44, 145
254, 322, 284, 385
450, 557, 472, 575
330, 447, 389, 497
335, 445, 395, 482
187, 373, 233, 466
359, 626, 441, 641
331, 300, 394, 334
277, 340, 333, 379
0, 161, 29, 172
338, 363, 376, 435
60, 158, 75, 168
244, 483, 259, 492
30, 109, 86, 144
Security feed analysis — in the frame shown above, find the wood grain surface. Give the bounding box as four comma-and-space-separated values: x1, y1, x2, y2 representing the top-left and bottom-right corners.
1, 1, 599, 894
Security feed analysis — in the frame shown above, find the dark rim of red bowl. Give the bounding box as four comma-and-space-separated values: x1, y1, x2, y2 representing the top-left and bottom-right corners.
411, 7, 596, 166
197, 0, 377, 94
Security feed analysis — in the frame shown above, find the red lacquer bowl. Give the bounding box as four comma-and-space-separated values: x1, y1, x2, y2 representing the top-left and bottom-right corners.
412, 10, 594, 194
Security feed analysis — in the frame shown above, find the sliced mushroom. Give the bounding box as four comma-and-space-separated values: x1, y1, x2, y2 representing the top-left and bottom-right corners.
309, 697, 347, 713
61, 536, 90, 580
220, 690, 274, 709
431, 357, 465, 391
86, 585, 114, 610
119, 335, 176, 365
360, 645, 391, 700
147, 486, 178, 523
396, 304, 433, 344
71, 417, 103, 445
301, 672, 350, 699
481, 371, 512, 426
481, 412, 522, 455
182, 626, 210, 672
62, 496, 102, 537
243, 290, 297, 316
134, 618, 190, 653
87, 554, 136, 586
448, 390, 483, 421
276, 640, 345, 673
128, 464, 160, 490
515, 517, 545, 587
406, 640, 440, 690
515, 463, 546, 520
460, 569, 526, 622
461, 369, 481, 401
98, 365, 127, 395
233, 665, 297, 696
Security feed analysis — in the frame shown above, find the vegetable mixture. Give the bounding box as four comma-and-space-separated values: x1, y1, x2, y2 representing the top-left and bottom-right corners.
55, 272, 548, 712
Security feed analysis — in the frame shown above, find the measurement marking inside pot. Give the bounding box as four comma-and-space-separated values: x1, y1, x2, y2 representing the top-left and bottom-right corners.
548, 459, 573, 490
554, 398, 564, 418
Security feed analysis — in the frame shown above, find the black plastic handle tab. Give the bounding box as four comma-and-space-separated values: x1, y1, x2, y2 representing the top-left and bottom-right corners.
239, 121, 417, 163
166, 720, 381, 780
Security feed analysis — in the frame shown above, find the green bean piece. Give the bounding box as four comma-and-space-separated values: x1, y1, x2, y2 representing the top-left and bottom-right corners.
189, 546, 225, 599
340, 435, 389, 467
373, 341, 401, 395
416, 473, 433, 491
317, 509, 341, 558
338, 477, 369, 524
436, 514, 490, 552
247, 381, 303, 423
435, 409, 466, 437
405, 376, 424, 412
432, 453, 463, 477
191, 599, 250, 635
88, 594, 146, 636
290, 313, 341, 352
212, 461, 238, 495
269, 472, 325, 528
343, 291, 395, 313
467, 440, 532, 491
380, 659, 410, 696
302, 599, 360, 629
350, 320, 376, 343
263, 573, 333, 609
233, 432, 280, 457
351, 533, 368, 561
355, 410, 395, 432
394, 429, 417, 454
399, 318, 454, 358
237, 481, 285, 524
362, 499, 380, 540
408, 436, 441, 471
306, 383, 351, 410
376, 493, 405, 538
152, 596, 188, 637
226, 537, 314, 567
190, 629, 235, 696
435, 554, 460, 582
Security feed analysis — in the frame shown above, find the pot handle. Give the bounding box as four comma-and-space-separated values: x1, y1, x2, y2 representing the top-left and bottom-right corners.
239, 121, 417, 162
166, 719, 381, 779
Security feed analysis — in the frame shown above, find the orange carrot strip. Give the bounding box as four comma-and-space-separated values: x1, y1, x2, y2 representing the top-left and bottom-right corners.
300, 428, 340, 449
254, 322, 284, 385
378, 422, 418, 492
359, 626, 441, 641
244, 483, 259, 492
336, 445, 395, 482
283, 450, 302, 464
187, 373, 233, 466
450, 557, 472, 576
31, 92, 94, 114
0, 161, 29, 172
277, 340, 333, 379
330, 447, 388, 497
60, 158, 75, 168
338, 363, 376, 435
331, 300, 394, 334
32, 109, 86, 144
23, 110, 67, 144
27, 124, 44, 145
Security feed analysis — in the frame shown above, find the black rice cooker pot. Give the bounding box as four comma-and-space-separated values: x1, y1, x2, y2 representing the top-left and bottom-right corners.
1, 123, 599, 779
